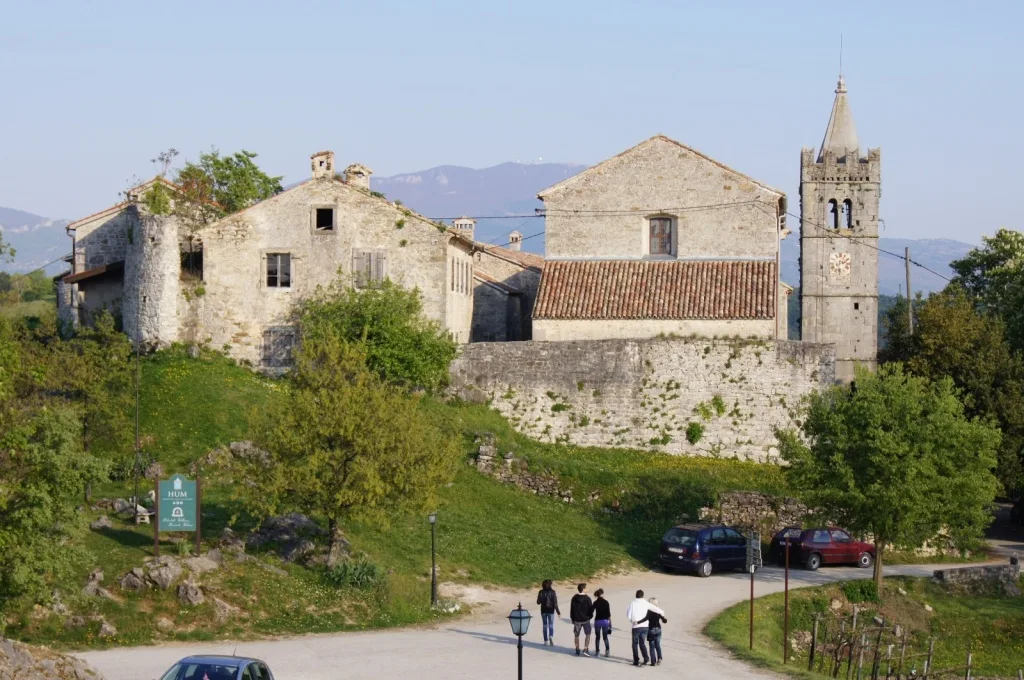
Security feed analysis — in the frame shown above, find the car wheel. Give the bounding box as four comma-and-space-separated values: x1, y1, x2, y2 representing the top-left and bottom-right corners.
697, 560, 713, 578
857, 552, 873, 569
662, 565, 674, 574
805, 553, 822, 571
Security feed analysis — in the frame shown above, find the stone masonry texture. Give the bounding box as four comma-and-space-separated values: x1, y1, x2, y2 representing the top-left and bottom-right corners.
450, 337, 834, 462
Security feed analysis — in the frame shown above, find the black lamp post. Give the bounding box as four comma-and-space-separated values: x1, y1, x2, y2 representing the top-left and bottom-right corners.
508, 603, 532, 680
428, 512, 438, 607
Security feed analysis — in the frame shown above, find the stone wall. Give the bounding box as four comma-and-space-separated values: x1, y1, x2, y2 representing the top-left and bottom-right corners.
124, 213, 181, 349
450, 337, 834, 462
74, 210, 133, 270
533, 318, 777, 342
933, 562, 1021, 597
699, 491, 808, 537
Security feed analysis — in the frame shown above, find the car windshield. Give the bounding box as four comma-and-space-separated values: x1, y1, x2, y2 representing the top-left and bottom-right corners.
778, 528, 802, 540
160, 663, 239, 680
662, 528, 698, 546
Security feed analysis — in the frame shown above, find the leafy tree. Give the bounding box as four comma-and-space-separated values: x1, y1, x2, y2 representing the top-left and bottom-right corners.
226, 342, 459, 564
881, 287, 1024, 494
950, 228, 1024, 351
296, 279, 458, 391
777, 364, 1000, 587
177, 149, 283, 215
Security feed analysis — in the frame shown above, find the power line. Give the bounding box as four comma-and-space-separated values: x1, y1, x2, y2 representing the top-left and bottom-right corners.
429, 198, 766, 221
2, 253, 72, 281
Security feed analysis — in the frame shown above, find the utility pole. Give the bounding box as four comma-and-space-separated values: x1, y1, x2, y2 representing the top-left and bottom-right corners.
905, 247, 913, 334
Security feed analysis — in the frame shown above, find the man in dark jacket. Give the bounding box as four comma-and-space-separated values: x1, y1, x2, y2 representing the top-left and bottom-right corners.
569, 583, 595, 657
536, 580, 560, 646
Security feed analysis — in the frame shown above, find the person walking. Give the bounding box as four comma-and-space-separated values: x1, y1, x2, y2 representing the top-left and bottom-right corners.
536, 579, 560, 646
645, 597, 668, 666
592, 588, 612, 657
569, 583, 595, 657
626, 589, 664, 667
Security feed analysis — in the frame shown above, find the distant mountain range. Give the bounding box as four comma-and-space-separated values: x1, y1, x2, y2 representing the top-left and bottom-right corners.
1, 161, 975, 293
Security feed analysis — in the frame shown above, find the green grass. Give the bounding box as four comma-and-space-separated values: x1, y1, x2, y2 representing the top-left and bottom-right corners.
705, 576, 1024, 678
0, 298, 54, 320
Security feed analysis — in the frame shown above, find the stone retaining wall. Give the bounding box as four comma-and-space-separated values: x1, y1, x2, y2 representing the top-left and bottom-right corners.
933, 562, 1021, 597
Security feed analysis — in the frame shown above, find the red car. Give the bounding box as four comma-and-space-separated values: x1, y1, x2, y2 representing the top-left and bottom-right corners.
770, 527, 875, 571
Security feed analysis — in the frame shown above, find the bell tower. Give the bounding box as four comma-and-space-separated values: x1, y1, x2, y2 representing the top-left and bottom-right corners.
800, 76, 882, 383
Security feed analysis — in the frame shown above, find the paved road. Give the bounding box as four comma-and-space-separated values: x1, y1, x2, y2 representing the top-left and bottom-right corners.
78, 560, 982, 680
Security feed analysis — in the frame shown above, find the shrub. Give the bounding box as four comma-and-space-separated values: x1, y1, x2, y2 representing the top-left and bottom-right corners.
711, 395, 727, 416
841, 579, 880, 603
686, 422, 705, 444
551, 403, 570, 413
324, 558, 385, 589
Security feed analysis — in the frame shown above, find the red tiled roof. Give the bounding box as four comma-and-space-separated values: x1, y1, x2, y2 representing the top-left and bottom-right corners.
533, 259, 776, 320
476, 243, 544, 271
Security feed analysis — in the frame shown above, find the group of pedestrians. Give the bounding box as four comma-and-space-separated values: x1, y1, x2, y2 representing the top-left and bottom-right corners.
536, 581, 667, 667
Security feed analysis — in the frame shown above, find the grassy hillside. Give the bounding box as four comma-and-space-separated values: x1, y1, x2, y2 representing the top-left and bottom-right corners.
706, 576, 1024, 678
7, 348, 788, 649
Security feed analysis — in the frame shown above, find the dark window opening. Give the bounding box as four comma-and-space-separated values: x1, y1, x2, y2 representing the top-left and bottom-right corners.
842, 199, 853, 229
828, 199, 839, 229
649, 217, 672, 255
854, 302, 860, 310
266, 253, 291, 288
180, 247, 204, 282
262, 327, 295, 367
315, 208, 334, 231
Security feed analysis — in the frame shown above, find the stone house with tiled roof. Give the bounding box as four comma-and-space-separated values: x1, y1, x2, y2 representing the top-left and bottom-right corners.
58, 151, 476, 368
533, 134, 791, 341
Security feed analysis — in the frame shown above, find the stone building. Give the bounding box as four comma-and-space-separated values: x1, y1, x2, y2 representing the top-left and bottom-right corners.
532, 135, 791, 341
58, 151, 476, 368
799, 77, 881, 383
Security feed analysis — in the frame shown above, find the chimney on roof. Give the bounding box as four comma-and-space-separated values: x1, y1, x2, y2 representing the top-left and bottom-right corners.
345, 163, 373, 191
311, 151, 335, 179
453, 217, 476, 240
508, 231, 523, 252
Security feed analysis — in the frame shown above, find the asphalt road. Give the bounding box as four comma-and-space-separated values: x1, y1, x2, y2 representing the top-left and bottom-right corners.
77, 561, 973, 680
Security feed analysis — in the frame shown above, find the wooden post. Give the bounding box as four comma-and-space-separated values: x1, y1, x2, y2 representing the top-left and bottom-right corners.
749, 565, 755, 650
153, 476, 160, 557
884, 644, 893, 680
856, 635, 866, 680
809, 614, 820, 671
870, 623, 884, 679
852, 605, 859, 632
898, 630, 907, 680
925, 639, 935, 678
195, 474, 202, 556
784, 536, 790, 664
964, 652, 972, 680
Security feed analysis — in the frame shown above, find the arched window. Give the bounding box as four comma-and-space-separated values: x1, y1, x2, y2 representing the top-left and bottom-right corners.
842, 199, 853, 229
828, 200, 839, 229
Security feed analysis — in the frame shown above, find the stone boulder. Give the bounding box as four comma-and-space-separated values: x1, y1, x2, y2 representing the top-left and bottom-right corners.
90, 515, 113, 531
212, 597, 243, 623
218, 527, 246, 554
184, 551, 222, 576
247, 513, 328, 563
81, 569, 113, 599
177, 578, 205, 606
0, 637, 105, 679
118, 568, 148, 592
145, 556, 183, 590
155, 617, 175, 632
98, 621, 117, 638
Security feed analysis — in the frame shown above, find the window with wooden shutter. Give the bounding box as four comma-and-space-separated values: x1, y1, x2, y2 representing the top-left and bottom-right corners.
261, 326, 295, 367
649, 218, 673, 256
352, 249, 387, 288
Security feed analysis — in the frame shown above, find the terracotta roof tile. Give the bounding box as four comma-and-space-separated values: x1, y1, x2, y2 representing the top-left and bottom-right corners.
475, 243, 544, 271
533, 259, 776, 320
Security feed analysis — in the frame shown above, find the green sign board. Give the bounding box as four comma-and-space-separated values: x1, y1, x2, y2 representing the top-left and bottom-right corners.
158, 474, 197, 532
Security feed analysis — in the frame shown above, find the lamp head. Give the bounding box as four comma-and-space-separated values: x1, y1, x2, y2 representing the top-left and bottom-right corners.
428, 512, 437, 525
507, 602, 532, 637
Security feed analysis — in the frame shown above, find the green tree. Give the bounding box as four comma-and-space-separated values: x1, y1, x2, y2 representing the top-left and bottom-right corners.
777, 364, 1000, 587
950, 228, 1024, 351
178, 149, 283, 215
226, 342, 459, 563
296, 279, 458, 391
880, 287, 1024, 494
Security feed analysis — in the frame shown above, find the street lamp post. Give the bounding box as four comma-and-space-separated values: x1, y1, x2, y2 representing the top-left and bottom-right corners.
508, 603, 532, 680
428, 512, 438, 608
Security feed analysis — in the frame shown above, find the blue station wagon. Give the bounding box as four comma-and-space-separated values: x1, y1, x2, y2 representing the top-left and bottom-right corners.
159, 655, 275, 680
659, 523, 749, 577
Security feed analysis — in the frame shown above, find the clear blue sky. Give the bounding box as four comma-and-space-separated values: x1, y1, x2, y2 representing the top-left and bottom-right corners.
1, 0, 1019, 244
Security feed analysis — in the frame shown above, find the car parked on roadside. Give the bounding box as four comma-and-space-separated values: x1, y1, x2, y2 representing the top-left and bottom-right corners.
158, 655, 275, 680
770, 526, 874, 571
659, 523, 750, 577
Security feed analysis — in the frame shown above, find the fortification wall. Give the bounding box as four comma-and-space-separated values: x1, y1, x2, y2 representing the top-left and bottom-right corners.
450, 338, 834, 462
124, 214, 180, 349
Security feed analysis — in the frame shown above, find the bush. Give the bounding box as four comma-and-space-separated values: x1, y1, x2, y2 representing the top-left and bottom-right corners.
841, 579, 880, 603
324, 558, 385, 589
686, 422, 704, 444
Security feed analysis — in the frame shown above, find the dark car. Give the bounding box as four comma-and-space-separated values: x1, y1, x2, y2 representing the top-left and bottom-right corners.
770, 526, 874, 571
659, 523, 749, 577
159, 655, 275, 680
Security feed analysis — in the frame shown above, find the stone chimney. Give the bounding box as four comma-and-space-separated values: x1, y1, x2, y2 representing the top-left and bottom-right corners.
311, 151, 335, 179
345, 163, 373, 190
453, 217, 476, 240
508, 231, 523, 252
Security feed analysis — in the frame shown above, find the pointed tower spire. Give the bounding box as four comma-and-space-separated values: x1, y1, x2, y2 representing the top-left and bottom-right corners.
817, 75, 860, 162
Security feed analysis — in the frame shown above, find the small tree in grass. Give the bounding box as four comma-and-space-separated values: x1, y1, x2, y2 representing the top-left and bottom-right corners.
232, 341, 459, 564
777, 364, 1000, 588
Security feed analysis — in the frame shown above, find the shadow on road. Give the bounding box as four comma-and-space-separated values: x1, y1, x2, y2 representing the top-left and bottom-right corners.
447, 629, 638, 665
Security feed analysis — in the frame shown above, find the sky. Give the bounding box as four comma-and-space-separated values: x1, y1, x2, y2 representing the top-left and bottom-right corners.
1, 0, 1020, 245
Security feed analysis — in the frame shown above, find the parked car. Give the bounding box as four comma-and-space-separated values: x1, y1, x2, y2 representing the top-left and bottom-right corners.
659, 523, 749, 577
158, 655, 275, 680
770, 527, 874, 570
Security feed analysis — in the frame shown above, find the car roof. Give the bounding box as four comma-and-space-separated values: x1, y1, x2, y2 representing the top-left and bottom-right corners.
671, 523, 738, 531
176, 656, 263, 666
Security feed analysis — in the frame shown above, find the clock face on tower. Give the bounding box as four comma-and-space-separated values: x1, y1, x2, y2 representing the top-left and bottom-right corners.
829, 252, 852, 282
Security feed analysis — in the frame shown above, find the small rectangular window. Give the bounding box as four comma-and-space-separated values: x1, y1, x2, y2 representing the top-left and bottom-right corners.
649, 217, 673, 255
353, 249, 387, 288
261, 327, 295, 367
315, 208, 334, 231
266, 253, 291, 288
854, 302, 860, 310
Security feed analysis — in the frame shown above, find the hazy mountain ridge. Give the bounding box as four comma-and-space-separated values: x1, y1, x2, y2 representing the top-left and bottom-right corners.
1, 160, 975, 293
